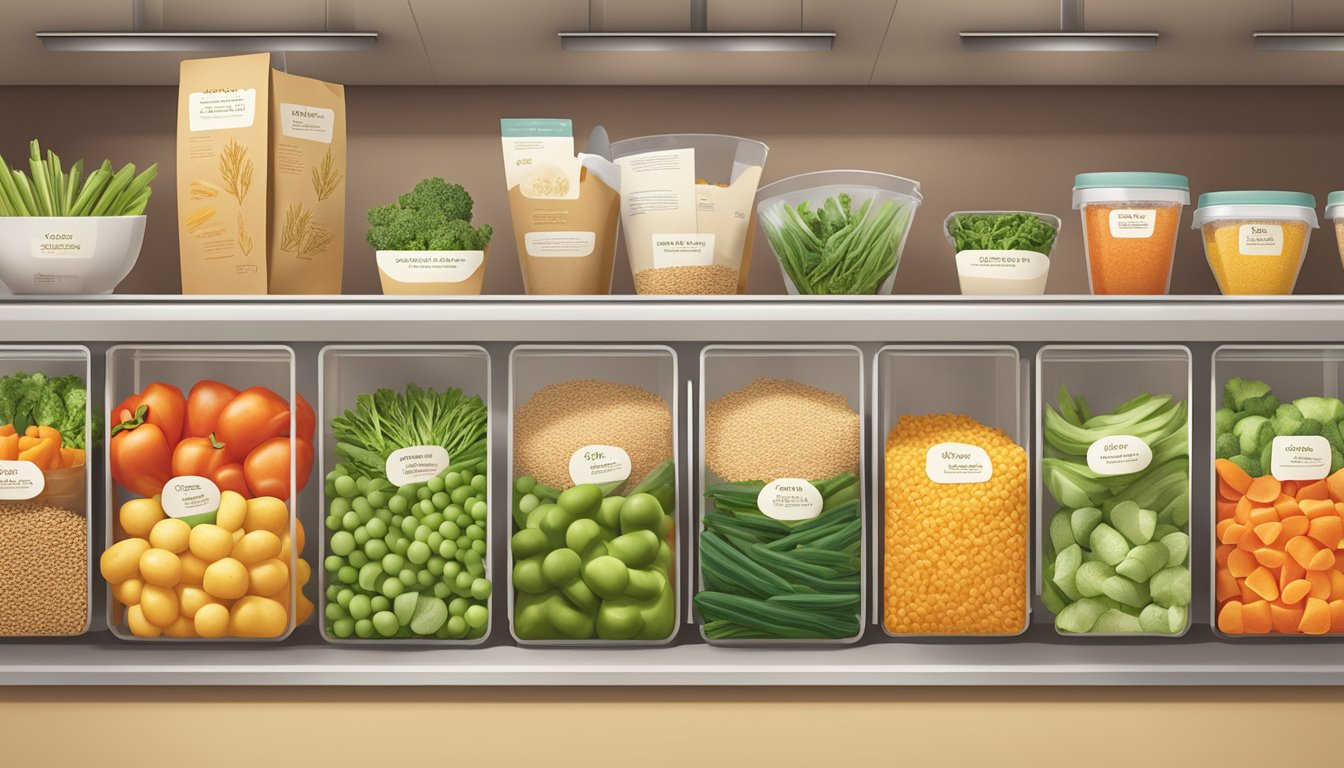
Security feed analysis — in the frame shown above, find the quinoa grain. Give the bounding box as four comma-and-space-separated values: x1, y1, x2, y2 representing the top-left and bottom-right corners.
634, 265, 739, 295
0, 502, 88, 636
704, 378, 859, 482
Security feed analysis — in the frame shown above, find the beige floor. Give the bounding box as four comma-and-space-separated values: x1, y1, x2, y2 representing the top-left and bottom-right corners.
1, 687, 1337, 766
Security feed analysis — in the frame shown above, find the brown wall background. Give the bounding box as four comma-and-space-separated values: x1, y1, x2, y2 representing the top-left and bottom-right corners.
3, 85, 1343, 296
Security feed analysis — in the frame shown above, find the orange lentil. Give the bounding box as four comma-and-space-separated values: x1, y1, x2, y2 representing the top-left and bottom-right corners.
1201, 219, 1310, 295
1081, 203, 1181, 294
883, 413, 1027, 635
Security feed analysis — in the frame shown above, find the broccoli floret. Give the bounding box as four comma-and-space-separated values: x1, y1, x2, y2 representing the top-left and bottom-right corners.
397, 177, 474, 222
1334, 447, 1344, 474
1215, 407, 1241, 436
1241, 394, 1279, 418
1259, 442, 1274, 476
1321, 420, 1344, 453
365, 178, 491, 253
1233, 415, 1274, 456
1224, 377, 1272, 411
1228, 454, 1261, 477
1215, 433, 1239, 460
1294, 397, 1344, 425
426, 219, 493, 252
1294, 418, 1323, 437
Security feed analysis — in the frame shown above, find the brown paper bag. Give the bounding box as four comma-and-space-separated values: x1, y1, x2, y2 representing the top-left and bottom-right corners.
509, 168, 619, 295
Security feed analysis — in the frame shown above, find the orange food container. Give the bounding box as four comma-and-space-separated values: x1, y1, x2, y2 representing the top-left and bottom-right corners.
1072, 172, 1190, 295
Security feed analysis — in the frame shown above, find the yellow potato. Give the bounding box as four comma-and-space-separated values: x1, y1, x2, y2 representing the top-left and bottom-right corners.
148, 518, 191, 553
163, 615, 198, 638
277, 534, 293, 563
215, 490, 247, 532
100, 538, 150, 585
178, 585, 213, 619
126, 604, 162, 638
232, 527, 245, 544
179, 552, 208, 585
194, 603, 230, 638
202, 557, 249, 600
138, 548, 183, 588
111, 577, 144, 607
139, 583, 179, 628
229, 595, 288, 638
243, 496, 288, 535
233, 530, 281, 565
295, 557, 312, 587
247, 559, 289, 596
119, 498, 165, 538
296, 593, 315, 624
294, 518, 306, 554
188, 523, 233, 562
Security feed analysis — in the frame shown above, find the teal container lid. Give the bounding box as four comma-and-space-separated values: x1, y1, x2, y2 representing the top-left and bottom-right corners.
1328, 191, 1344, 207
1073, 172, 1189, 191
1196, 191, 1316, 209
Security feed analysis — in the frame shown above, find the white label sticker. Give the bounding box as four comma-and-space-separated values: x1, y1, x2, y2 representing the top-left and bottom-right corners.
524, 231, 596, 258
31, 219, 97, 260
0, 460, 44, 500
279, 102, 335, 144
568, 444, 632, 486
1239, 223, 1284, 256
925, 442, 994, 484
756, 478, 824, 522
189, 89, 257, 131
1108, 209, 1157, 239
386, 445, 451, 486
161, 475, 222, 519
954, 250, 1050, 279
1086, 435, 1153, 476
376, 250, 484, 284
1270, 435, 1330, 481
651, 234, 715, 268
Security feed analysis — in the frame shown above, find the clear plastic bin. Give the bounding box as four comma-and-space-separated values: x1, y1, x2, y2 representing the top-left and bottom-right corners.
1210, 346, 1344, 638
696, 345, 865, 645
1036, 345, 1193, 637
611, 134, 768, 295
1326, 192, 1344, 273
1193, 191, 1318, 296
0, 346, 92, 637
1072, 172, 1189, 295
318, 346, 492, 645
874, 346, 1028, 637
943, 211, 1060, 296
103, 345, 301, 642
756, 171, 922, 296
507, 345, 680, 646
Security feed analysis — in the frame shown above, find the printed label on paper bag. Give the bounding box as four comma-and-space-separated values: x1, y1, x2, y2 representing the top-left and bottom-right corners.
524, 231, 596, 258
386, 446, 451, 486
925, 442, 994, 484
376, 251, 484, 284
651, 234, 715, 268
0, 460, 44, 500
32, 220, 97, 259
189, 89, 257, 131
1239, 224, 1284, 256
1270, 435, 1330, 481
1086, 435, 1153, 476
279, 102, 335, 144
569, 444, 632, 485
1108, 209, 1157, 238
756, 478, 824, 522
161, 475, 221, 519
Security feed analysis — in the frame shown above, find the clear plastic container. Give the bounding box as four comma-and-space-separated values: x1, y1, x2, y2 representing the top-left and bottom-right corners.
507, 345, 680, 646
755, 171, 922, 295
1072, 172, 1190, 295
610, 134, 768, 295
103, 345, 302, 642
1211, 346, 1344, 638
1326, 192, 1344, 272
0, 346, 92, 637
696, 345, 865, 645
874, 346, 1028, 637
317, 346, 492, 645
943, 211, 1059, 295
1194, 191, 1319, 296
1036, 345, 1193, 637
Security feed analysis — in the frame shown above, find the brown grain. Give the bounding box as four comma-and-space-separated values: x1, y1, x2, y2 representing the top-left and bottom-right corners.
704, 378, 860, 482
634, 265, 739, 295
0, 502, 88, 636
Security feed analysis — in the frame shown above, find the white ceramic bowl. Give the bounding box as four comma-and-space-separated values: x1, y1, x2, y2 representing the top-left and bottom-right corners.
0, 216, 145, 294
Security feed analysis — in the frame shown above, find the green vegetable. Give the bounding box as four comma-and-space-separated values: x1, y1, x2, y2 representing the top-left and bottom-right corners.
331, 383, 487, 482
365, 176, 492, 251
946, 212, 1058, 254
0, 140, 155, 217
1215, 378, 1344, 481
0, 371, 96, 448
759, 192, 912, 295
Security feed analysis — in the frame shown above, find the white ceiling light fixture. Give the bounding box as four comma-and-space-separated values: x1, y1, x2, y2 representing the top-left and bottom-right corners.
1253, 32, 1344, 51
37, 0, 376, 53
960, 0, 1157, 52
560, 0, 835, 53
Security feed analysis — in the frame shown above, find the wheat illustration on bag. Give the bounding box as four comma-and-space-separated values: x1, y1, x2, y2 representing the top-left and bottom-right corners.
281, 202, 335, 258
300, 225, 336, 258
220, 139, 253, 204
311, 148, 342, 201
238, 211, 254, 256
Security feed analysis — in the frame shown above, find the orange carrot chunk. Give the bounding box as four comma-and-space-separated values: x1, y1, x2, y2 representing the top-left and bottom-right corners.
1234, 497, 1254, 523
1274, 497, 1302, 518
1326, 468, 1344, 501
1270, 603, 1305, 634
1299, 598, 1332, 635
1308, 516, 1343, 549
1216, 458, 1254, 494
1280, 558, 1307, 590
1300, 499, 1336, 519
1221, 523, 1248, 546
1216, 569, 1241, 602
1286, 536, 1321, 568
1282, 516, 1310, 539
1254, 547, 1286, 569
1247, 476, 1282, 504
1216, 543, 1235, 567
1216, 501, 1238, 521
1217, 601, 1244, 634
1242, 600, 1273, 634
1281, 480, 1301, 498
1227, 548, 1258, 578
1245, 566, 1280, 601
1253, 521, 1284, 546
1308, 548, 1337, 571
1282, 579, 1312, 605
1308, 570, 1332, 599
1217, 478, 1242, 501
1248, 507, 1280, 526
1329, 569, 1344, 599
1298, 481, 1331, 501
1330, 599, 1344, 633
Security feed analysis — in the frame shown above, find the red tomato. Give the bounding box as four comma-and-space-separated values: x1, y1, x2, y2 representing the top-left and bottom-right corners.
109, 422, 173, 499
216, 387, 290, 463
243, 436, 313, 499
213, 463, 251, 498
170, 434, 230, 478
115, 382, 186, 445
185, 380, 240, 438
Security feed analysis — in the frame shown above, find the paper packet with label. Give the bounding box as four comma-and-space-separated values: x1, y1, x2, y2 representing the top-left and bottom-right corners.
502, 119, 620, 295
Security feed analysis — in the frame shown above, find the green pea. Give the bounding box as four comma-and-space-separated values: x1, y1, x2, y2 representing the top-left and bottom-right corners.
348, 594, 372, 620
381, 553, 405, 573
355, 476, 370, 494
413, 525, 431, 543
370, 595, 390, 612
558, 484, 603, 517
455, 571, 475, 593
337, 565, 359, 585
341, 511, 360, 531
372, 610, 399, 637
471, 474, 487, 492
596, 496, 624, 532
334, 475, 358, 498
542, 548, 582, 586
425, 475, 444, 494
330, 531, 355, 556
348, 550, 368, 568
412, 499, 430, 517
446, 615, 468, 638
451, 485, 475, 506
416, 569, 436, 588
512, 555, 549, 594
466, 524, 485, 542
325, 603, 345, 621
466, 559, 485, 578
518, 494, 539, 515
392, 538, 410, 556
433, 582, 452, 599
427, 556, 446, 576
471, 540, 486, 557
595, 598, 642, 641
324, 554, 344, 572
439, 521, 461, 539
471, 578, 492, 601
365, 518, 388, 539
326, 584, 340, 601
429, 491, 449, 510
354, 619, 374, 638
352, 527, 370, 546
366, 490, 388, 510
438, 539, 458, 559
470, 500, 487, 521
619, 493, 664, 534
423, 513, 444, 530
352, 497, 372, 518
357, 562, 383, 591
407, 540, 432, 565
456, 535, 471, 551
416, 487, 432, 501
448, 597, 468, 617
381, 577, 405, 599
608, 530, 659, 568
387, 494, 408, 515
464, 604, 488, 629
332, 617, 355, 638
330, 497, 352, 517
400, 516, 418, 536
582, 556, 629, 599
624, 568, 666, 601
511, 528, 550, 560
442, 561, 462, 580
427, 532, 444, 550
445, 504, 465, 521
545, 595, 595, 639
514, 475, 537, 495
398, 569, 417, 587
324, 515, 341, 532
326, 469, 342, 483
376, 509, 393, 525
445, 472, 463, 490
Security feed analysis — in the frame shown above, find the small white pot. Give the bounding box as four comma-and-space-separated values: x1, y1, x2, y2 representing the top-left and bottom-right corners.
0, 216, 145, 294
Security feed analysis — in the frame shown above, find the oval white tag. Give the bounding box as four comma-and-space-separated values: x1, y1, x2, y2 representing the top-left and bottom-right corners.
386, 445, 451, 486
0, 460, 45, 500
756, 478, 824, 522
1086, 435, 1153, 476
569, 444, 632, 485
925, 442, 994, 484
161, 475, 221, 519
1270, 435, 1330, 481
